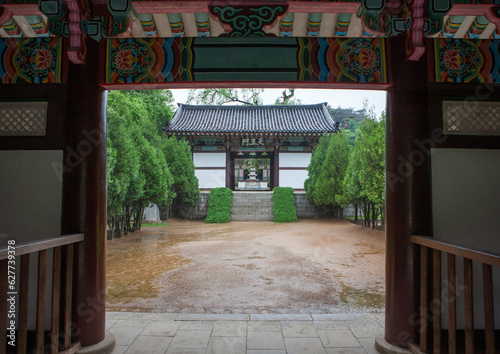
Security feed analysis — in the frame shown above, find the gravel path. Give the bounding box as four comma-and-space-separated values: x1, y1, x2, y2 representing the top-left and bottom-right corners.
106, 219, 385, 314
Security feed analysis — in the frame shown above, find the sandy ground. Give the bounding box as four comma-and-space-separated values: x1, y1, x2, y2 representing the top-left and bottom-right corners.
106, 218, 385, 314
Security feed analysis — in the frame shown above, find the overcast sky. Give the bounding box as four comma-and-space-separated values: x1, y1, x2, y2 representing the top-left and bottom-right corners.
170, 89, 387, 116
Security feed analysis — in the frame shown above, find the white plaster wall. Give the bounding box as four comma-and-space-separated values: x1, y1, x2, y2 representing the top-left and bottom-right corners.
196, 170, 226, 189
193, 152, 226, 167
0, 150, 63, 330
0, 150, 62, 240
432, 148, 500, 329
279, 152, 311, 167
279, 170, 309, 189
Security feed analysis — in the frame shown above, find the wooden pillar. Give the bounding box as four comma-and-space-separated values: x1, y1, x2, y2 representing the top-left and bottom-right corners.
384, 36, 433, 348
272, 146, 279, 189
226, 147, 233, 190
61, 39, 107, 347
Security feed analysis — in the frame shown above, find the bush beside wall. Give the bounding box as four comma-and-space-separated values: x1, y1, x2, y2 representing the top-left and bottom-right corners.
272, 187, 297, 222
206, 187, 233, 223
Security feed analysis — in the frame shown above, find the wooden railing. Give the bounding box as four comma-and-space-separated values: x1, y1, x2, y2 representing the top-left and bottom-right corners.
411, 235, 500, 354
0, 234, 84, 354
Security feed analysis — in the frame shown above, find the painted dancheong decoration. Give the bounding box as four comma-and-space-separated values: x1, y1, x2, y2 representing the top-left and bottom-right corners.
209, 4, 288, 37
0, 0, 499, 81
0, 38, 62, 83
105, 37, 387, 84
434, 39, 500, 83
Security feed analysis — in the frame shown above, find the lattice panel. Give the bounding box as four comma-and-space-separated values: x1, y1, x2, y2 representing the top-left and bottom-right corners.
0, 102, 48, 136
443, 101, 500, 136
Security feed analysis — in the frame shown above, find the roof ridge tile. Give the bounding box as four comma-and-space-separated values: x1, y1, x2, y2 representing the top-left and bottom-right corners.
168, 103, 336, 134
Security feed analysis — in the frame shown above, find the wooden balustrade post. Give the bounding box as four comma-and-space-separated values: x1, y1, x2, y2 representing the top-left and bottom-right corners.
447, 254, 457, 354
483, 263, 495, 354
433, 249, 441, 353
17, 254, 30, 354
0, 259, 7, 351
464, 258, 474, 354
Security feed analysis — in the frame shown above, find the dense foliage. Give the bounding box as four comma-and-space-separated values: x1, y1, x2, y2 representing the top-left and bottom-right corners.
206, 188, 234, 223
162, 136, 200, 217
304, 134, 332, 203
326, 106, 364, 126
305, 104, 386, 227
272, 187, 297, 223
343, 112, 386, 228
310, 131, 350, 216
106, 90, 199, 238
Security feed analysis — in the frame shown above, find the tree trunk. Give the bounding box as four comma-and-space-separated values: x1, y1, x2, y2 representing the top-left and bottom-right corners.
372, 204, 377, 229
363, 202, 369, 227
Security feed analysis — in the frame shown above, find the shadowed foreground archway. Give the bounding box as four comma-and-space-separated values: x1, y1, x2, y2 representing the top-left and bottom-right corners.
1, 0, 500, 352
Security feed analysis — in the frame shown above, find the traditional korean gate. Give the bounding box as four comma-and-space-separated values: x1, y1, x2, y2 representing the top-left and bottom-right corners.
2, 0, 500, 352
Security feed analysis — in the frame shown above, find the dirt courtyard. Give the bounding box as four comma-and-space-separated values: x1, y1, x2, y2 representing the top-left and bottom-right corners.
106, 218, 385, 314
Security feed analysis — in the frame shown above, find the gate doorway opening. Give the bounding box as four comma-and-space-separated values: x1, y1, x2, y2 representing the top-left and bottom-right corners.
234, 154, 272, 191
105, 87, 387, 315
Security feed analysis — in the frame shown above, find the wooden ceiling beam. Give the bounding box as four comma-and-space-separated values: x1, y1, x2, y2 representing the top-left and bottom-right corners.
132, 1, 362, 14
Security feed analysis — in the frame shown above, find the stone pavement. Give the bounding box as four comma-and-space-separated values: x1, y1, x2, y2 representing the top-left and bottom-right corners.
107, 312, 384, 354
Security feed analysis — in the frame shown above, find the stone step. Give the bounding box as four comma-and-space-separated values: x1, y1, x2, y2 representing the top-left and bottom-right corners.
230, 192, 274, 221
231, 215, 273, 221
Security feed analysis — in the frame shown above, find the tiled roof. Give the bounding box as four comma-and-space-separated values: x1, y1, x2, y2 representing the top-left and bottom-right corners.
167, 103, 337, 134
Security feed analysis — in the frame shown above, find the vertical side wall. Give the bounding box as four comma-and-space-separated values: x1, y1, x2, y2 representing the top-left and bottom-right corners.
427, 83, 500, 330
0, 85, 67, 330
193, 152, 227, 189
432, 149, 500, 328
278, 152, 311, 190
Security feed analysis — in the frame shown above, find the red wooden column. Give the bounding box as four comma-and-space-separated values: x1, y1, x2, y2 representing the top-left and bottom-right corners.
226, 147, 233, 190
272, 146, 279, 189
61, 39, 108, 348
384, 36, 433, 348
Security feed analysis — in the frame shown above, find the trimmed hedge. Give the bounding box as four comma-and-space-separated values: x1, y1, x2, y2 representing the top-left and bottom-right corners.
206, 187, 233, 223
272, 187, 297, 223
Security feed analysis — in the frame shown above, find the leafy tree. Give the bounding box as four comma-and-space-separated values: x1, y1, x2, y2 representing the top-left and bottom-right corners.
313, 131, 350, 216
273, 89, 302, 105
187, 89, 264, 105
187, 88, 301, 106
304, 134, 332, 202
139, 90, 175, 133
107, 92, 146, 237
342, 104, 386, 228
343, 143, 364, 220
326, 105, 364, 126
162, 136, 200, 217
137, 137, 173, 205
343, 118, 361, 146
106, 90, 179, 238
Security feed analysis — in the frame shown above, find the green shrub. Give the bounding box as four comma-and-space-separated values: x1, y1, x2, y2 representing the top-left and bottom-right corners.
272, 187, 297, 223
206, 187, 233, 223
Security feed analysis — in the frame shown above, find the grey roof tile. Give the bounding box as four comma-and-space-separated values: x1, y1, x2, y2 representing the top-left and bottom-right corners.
167, 103, 336, 134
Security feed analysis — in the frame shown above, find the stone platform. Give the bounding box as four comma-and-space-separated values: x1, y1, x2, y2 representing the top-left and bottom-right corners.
107, 311, 384, 354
